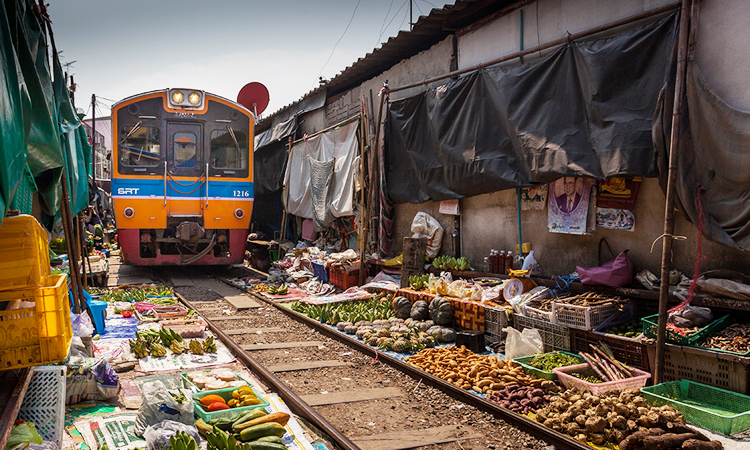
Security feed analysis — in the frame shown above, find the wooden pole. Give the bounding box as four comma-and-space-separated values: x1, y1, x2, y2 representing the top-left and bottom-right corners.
358, 99, 369, 285
369, 86, 387, 259
279, 137, 292, 246
655, 0, 694, 385
60, 172, 83, 314
76, 214, 88, 289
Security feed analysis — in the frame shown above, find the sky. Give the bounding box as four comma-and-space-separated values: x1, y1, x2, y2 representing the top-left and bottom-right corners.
49, 0, 451, 121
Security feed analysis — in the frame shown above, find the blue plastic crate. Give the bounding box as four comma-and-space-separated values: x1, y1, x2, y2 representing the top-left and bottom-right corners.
312, 261, 329, 283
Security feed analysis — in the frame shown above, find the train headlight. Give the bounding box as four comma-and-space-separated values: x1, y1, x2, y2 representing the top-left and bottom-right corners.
172, 91, 183, 103
234, 208, 244, 219
189, 93, 200, 105
168, 89, 204, 109
123, 207, 135, 218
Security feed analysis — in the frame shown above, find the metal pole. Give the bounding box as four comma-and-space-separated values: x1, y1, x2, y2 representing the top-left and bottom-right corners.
516, 9, 525, 261
410, 0, 413, 30
655, 0, 694, 385
391, 1, 681, 93
92, 94, 96, 184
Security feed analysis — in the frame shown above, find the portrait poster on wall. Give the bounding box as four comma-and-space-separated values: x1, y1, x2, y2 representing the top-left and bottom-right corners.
548, 177, 594, 235
520, 185, 549, 211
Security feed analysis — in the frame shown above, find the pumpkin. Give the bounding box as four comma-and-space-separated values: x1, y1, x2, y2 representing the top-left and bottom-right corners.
429, 297, 453, 325
404, 318, 415, 327
410, 300, 429, 321
434, 327, 456, 343
392, 296, 412, 319
416, 321, 431, 331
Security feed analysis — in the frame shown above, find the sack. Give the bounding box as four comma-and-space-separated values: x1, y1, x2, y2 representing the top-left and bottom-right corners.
143, 420, 201, 450
577, 238, 633, 287
65, 356, 120, 405
503, 327, 544, 360
134, 381, 194, 437
410, 212, 444, 259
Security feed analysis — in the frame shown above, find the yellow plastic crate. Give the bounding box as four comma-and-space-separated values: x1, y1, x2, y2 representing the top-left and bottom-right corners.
0, 215, 50, 289
0, 275, 72, 370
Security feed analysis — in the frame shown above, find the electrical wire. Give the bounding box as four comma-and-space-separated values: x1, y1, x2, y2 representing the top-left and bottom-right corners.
378, 0, 396, 45
312, 0, 362, 90
377, 0, 409, 45
418, 0, 438, 8
414, 0, 424, 17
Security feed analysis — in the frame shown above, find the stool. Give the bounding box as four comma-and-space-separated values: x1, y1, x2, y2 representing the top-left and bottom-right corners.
69, 289, 107, 335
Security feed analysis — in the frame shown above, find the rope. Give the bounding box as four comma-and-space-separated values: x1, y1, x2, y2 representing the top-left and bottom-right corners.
669, 185, 706, 313
649, 233, 687, 253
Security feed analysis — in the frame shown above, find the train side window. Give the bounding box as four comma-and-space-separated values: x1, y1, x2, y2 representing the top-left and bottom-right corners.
210, 128, 247, 170
119, 126, 161, 168
173, 132, 198, 168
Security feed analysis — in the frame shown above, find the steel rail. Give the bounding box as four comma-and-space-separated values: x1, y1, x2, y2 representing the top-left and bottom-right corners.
208, 275, 590, 450
176, 293, 361, 450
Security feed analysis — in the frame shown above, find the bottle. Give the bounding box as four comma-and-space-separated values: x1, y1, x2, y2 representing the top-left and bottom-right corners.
489, 249, 498, 274
498, 251, 506, 275
483, 257, 490, 274
506, 251, 514, 273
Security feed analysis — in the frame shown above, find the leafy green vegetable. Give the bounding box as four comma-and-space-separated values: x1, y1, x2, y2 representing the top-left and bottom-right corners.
528, 351, 580, 372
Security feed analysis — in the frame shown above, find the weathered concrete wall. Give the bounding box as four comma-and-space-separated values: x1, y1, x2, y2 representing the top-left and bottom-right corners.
449, 0, 750, 276
458, 0, 675, 69
297, 108, 326, 136
325, 85, 361, 127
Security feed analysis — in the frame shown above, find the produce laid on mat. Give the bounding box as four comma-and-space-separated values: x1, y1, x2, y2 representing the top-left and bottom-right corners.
89, 285, 175, 303
129, 327, 217, 358
406, 346, 562, 395
535, 388, 723, 449
196, 408, 291, 449
184, 369, 250, 391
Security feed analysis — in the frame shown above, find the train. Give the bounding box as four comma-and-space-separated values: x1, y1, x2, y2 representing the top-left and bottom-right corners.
111, 88, 254, 265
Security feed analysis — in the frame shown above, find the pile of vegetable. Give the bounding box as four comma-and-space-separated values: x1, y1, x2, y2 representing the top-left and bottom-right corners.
409, 274, 430, 290
489, 385, 553, 414
432, 256, 471, 271
90, 285, 174, 303
290, 295, 394, 324
527, 352, 580, 372
195, 409, 291, 450
129, 328, 216, 358
535, 388, 722, 449
604, 318, 642, 338
556, 292, 629, 307
699, 323, 750, 353
406, 346, 562, 395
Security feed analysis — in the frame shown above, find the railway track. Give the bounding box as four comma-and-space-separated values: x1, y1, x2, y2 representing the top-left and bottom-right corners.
147, 266, 587, 450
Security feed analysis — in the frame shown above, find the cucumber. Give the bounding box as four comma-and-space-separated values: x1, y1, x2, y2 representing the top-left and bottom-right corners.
232, 408, 267, 429
255, 436, 285, 445
247, 442, 288, 450
239, 422, 286, 442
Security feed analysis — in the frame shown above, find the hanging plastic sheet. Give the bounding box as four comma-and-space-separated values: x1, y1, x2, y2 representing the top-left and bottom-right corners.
284, 119, 359, 223
0, 0, 29, 224
385, 12, 678, 204
654, 62, 750, 250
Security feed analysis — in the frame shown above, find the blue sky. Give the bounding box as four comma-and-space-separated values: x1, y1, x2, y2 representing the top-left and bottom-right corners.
49, 0, 449, 119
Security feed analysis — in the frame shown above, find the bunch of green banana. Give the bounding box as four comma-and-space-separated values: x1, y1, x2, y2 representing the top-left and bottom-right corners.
409, 274, 430, 290
276, 285, 288, 295
169, 431, 197, 450
129, 339, 149, 358
189, 340, 204, 355
170, 340, 187, 354
160, 327, 183, 347
267, 285, 278, 295
205, 427, 234, 450
202, 336, 217, 353
150, 343, 167, 357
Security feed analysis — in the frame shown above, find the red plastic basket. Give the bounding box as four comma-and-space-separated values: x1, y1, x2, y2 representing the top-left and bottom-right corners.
330, 265, 359, 290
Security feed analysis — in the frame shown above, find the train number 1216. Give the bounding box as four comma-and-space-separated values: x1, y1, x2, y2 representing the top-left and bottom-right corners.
233, 190, 250, 197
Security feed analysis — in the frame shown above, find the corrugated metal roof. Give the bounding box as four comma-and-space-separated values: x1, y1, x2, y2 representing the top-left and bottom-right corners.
257, 0, 518, 132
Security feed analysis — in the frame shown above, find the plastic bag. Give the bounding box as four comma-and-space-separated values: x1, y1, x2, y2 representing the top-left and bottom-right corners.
6, 422, 43, 449
71, 312, 94, 337
447, 279, 467, 298
467, 284, 483, 301
668, 303, 713, 329
481, 284, 503, 304
134, 381, 194, 437
503, 327, 543, 360
65, 356, 120, 405
410, 212, 444, 259
144, 420, 200, 450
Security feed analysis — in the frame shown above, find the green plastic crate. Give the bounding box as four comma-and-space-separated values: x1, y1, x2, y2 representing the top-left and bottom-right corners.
513, 351, 583, 380
641, 314, 731, 346
192, 386, 269, 422
641, 380, 750, 435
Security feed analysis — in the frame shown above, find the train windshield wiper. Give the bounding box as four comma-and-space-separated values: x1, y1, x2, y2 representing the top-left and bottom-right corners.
119, 121, 142, 145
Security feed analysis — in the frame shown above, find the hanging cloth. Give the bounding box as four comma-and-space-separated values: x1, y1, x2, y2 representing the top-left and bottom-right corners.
308, 156, 335, 231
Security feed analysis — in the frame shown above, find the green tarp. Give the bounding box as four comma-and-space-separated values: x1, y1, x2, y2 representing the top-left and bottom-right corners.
0, 0, 89, 226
